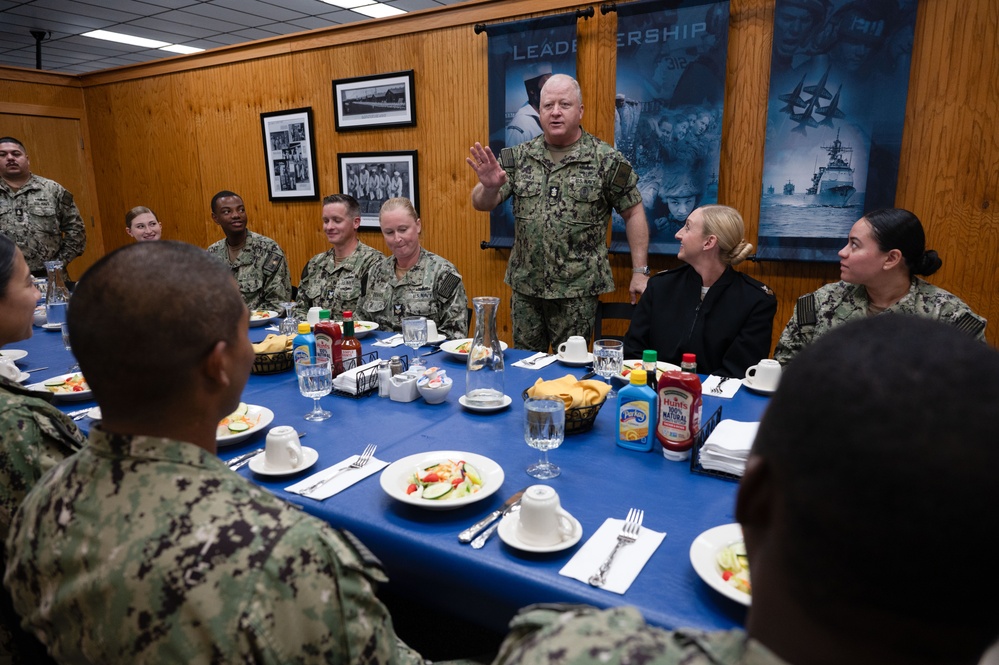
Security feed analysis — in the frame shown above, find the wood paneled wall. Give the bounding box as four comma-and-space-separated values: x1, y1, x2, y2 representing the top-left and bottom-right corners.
2, 0, 996, 348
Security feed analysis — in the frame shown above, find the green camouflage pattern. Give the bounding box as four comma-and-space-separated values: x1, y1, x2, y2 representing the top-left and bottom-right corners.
492, 605, 786, 665
498, 130, 642, 299
774, 278, 988, 365
0, 175, 86, 273
207, 230, 291, 312
295, 241, 383, 319
357, 248, 468, 340
4, 428, 425, 665
511, 291, 598, 353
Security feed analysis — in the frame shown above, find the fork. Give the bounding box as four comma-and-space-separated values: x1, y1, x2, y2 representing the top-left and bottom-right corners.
300, 444, 377, 496
711, 377, 732, 394
588, 508, 643, 587
522, 353, 551, 366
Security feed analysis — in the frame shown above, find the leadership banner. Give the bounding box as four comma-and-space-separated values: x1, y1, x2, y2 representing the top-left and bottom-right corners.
757, 0, 917, 261
483, 13, 578, 248
610, 0, 730, 255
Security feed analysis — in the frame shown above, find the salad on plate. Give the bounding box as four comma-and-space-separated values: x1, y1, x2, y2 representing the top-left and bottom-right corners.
406, 459, 483, 501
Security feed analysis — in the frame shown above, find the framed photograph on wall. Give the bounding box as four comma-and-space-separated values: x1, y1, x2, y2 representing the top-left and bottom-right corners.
337, 151, 419, 227
332, 70, 416, 131
260, 107, 319, 201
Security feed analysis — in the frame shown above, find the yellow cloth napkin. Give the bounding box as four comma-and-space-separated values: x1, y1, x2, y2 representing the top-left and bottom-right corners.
253, 334, 292, 354
527, 374, 610, 408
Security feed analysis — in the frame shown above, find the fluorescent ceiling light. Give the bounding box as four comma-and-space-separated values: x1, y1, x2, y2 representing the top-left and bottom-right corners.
321, 0, 376, 8
82, 29, 168, 49
354, 3, 406, 18
160, 44, 205, 54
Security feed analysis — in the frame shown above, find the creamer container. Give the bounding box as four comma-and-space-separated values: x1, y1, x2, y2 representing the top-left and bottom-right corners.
656, 353, 702, 461
642, 349, 658, 390
341, 310, 362, 370
314, 310, 343, 376
617, 368, 656, 452
292, 322, 316, 364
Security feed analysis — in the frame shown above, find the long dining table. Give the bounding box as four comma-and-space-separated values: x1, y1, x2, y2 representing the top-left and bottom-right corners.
14, 320, 770, 636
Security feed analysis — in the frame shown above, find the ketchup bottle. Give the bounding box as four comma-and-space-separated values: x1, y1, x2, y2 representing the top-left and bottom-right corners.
655, 353, 702, 461
314, 310, 343, 377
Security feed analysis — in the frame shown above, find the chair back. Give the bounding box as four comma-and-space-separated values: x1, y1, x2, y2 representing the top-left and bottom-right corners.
593, 301, 635, 343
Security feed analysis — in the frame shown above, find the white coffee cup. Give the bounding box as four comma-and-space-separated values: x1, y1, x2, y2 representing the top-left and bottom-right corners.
745, 358, 782, 391
558, 336, 589, 362
426, 320, 438, 341
264, 426, 303, 471
516, 485, 575, 547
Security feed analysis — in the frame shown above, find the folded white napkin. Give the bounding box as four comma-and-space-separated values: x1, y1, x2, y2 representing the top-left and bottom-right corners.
285, 455, 388, 500
698, 419, 759, 476
373, 334, 405, 348
512, 352, 559, 370
560, 518, 666, 594
702, 375, 742, 398
332, 359, 381, 394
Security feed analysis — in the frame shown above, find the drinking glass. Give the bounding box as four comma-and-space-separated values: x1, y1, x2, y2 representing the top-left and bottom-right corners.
60, 322, 79, 372
402, 316, 428, 371
279, 301, 299, 336
593, 339, 624, 398
524, 397, 565, 479
295, 357, 332, 421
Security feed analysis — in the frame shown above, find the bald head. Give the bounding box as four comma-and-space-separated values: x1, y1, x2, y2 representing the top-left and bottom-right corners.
69, 241, 248, 413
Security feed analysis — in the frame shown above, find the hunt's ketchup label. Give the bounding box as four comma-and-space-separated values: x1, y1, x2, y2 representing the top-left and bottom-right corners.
655, 367, 702, 462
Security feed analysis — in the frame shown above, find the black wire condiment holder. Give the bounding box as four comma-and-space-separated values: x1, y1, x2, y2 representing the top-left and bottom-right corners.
330, 351, 410, 399
689, 406, 742, 482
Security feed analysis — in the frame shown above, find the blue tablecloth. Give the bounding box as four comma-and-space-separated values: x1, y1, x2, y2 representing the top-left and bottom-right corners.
13, 324, 770, 634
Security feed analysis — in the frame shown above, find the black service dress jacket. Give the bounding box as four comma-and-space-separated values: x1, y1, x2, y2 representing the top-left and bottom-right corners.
623, 264, 777, 377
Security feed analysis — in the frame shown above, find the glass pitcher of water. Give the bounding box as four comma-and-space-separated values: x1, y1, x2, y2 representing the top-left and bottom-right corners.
464, 296, 505, 406
44, 260, 71, 327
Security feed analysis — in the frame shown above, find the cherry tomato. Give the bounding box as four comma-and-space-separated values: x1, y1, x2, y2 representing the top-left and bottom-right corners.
421, 472, 440, 483
722, 571, 733, 581
406, 484, 418, 495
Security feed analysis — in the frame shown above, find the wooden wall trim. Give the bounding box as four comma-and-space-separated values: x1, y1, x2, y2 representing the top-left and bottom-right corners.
0, 101, 84, 120
0, 65, 81, 87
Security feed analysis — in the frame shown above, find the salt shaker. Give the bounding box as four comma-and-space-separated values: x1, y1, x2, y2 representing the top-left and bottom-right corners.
377, 359, 391, 397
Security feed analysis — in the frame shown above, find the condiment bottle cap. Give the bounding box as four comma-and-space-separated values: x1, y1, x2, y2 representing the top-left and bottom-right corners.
319, 310, 330, 320
297, 322, 311, 334
682, 353, 696, 364
630, 368, 647, 385
642, 349, 657, 363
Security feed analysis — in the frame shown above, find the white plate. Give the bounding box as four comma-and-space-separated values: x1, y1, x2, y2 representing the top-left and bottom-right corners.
331, 320, 379, 339
248, 446, 319, 476
689, 523, 751, 606
249, 310, 280, 327
41, 322, 63, 331
741, 378, 777, 396
0, 349, 27, 362
497, 511, 583, 553
379, 450, 504, 510
557, 352, 592, 367
27, 373, 92, 401
216, 405, 274, 446
615, 359, 681, 383
458, 394, 512, 412
440, 338, 509, 360
86, 406, 103, 420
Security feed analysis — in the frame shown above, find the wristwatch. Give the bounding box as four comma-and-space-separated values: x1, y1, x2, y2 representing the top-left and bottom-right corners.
632, 266, 650, 275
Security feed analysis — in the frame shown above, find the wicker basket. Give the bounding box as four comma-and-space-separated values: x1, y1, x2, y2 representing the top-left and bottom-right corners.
521, 389, 607, 435
252, 350, 293, 375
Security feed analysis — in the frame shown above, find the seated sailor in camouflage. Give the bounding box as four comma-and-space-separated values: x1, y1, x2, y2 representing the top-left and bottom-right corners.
357, 197, 468, 339
491, 317, 999, 665
468, 74, 650, 351
207, 189, 292, 313
4, 241, 424, 665
0, 137, 86, 277
0, 233, 84, 664
774, 208, 986, 365
295, 193, 383, 320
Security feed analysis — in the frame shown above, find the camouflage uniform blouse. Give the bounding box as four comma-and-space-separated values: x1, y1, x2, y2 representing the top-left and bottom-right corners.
492, 605, 787, 665
497, 130, 642, 299
294, 241, 383, 319
207, 230, 292, 312
357, 248, 468, 339
774, 278, 987, 365
0, 175, 86, 273
4, 428, 425, 665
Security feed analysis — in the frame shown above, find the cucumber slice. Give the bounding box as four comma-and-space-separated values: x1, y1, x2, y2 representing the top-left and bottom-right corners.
233, 402, 248, 416
228, 421, 250, 433
43, 378, 67, 387
463, 462, 481, 485
421, 482, 453, 500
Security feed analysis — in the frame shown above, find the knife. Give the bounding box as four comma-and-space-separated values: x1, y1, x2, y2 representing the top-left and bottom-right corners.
471, 502, 522, 549
580, 370, 596, 381
226, 448, 264, 470
458, 489, 526, 543
420, 347, 443, 357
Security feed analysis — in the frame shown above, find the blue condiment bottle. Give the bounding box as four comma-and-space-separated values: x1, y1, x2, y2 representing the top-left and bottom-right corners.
292, 322, 316, 364
616, 368, 657, 452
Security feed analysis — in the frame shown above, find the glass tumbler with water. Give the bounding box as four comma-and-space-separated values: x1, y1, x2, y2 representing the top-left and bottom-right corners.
295, 357, 333, 421
524, 397, 566, 479
465, 296, 505, 406
593, 339, 624, 398
44, 260, 71, 328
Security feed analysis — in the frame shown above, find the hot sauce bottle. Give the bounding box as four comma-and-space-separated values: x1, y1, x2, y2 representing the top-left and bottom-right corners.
655, 353, 702, 461
314, 310, 343, 377
341, 310, 362, 370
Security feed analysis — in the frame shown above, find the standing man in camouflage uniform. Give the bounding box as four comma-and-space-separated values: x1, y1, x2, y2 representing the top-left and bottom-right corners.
295, 193, 383, 319
468, 74, 650, 352
490, 317, 999, 665
4, 241, 425, 664
206, 190, 291, 313
357, 197, 468, 339
0, 137, 86, 277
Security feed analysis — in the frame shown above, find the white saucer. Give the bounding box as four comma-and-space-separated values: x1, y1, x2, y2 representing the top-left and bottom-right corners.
557, 353, 592, 367
426, 333, 447, 346
86, 406, 102, 420
741, 378, 777, 396
458, 394, 512, 412
497, 512, 583, 553
0, 349, 28, 362
15, 371, 30, 383
248, 446, 319, 477
41, 322, 63, 331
